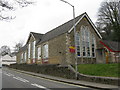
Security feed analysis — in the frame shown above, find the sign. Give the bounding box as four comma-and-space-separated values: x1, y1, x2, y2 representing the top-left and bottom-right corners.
69, 46, 75, 53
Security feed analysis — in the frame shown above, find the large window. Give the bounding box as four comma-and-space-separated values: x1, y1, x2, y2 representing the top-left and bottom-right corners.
43, 44, 48, 59
32, 41, 36, 59
81, 26, 91, 57
91, 35, 96, 57
28, 43, 30, 58
37, 46, 41, 60
75, 26, 96, 58
24, 52, 27, 62
21, 53, 23, 63
75, 32, 81, 56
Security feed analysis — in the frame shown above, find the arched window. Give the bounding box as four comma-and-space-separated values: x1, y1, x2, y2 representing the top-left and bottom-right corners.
81, 26, 91, 57
75, 26, 96, 58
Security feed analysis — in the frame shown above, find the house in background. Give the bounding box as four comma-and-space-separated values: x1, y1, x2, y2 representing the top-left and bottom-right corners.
17, 12, 118, 65
99, 40, 120, 63
2, 53, 16, 65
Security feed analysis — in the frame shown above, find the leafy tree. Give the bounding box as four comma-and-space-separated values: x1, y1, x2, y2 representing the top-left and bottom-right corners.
96, 1, 120, 41
0, 45, 11, 56
0, 0, 34, 20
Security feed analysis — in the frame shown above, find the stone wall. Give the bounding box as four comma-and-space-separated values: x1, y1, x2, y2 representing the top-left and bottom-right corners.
68, 65, 119, 86
66, 16, 103, 64
48, 34, 67, 65
77, 73, 119, 86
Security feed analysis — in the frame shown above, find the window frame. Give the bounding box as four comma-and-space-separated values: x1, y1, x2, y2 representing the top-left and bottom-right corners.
78, 25, 96, 58
75, 32, 81, 57
91, 35, 96, 58
32, 41, 36, 59
43, 43, 49, 59
37, 46, 41, 60
28, 43, 31, 59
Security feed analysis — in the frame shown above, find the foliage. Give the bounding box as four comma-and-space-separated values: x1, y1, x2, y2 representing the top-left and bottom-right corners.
77, 63, 119, 77
0, 0, 34, 20
96, 1, 120, 41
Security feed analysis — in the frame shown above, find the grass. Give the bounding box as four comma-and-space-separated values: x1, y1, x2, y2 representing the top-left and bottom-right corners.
77, 63, 120, 77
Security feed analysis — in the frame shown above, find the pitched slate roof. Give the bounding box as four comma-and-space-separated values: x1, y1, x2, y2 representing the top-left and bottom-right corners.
100, 40, 120, 52
37, 13, 85, 45
26, 32, 44, 44
31, 32, 44, 40
37, 12, 102, 45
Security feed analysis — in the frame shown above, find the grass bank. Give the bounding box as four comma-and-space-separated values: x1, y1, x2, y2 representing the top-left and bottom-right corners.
77, 63, 120, 77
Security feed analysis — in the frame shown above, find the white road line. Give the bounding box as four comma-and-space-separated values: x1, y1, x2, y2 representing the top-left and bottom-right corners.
4, 73, 12, 76
31, 83, 49, 89
13, 76, 29, 83
7, 73, 14, 76
3, 72, 14, 77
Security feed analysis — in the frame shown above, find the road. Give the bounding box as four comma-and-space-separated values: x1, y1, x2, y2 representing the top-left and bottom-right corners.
1, 67, 94, 90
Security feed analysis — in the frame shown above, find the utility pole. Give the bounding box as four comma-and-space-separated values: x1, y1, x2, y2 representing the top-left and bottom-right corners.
60, 0, 78, 79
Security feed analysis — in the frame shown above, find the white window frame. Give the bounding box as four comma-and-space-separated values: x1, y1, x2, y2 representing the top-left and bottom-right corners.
43, 44, 48, 60
75, 32, 81, 57
80, 25, 94, 58
91, 35, 96, 57
21, 53, 23, 63
24, 52, 27, 62
32, 41, 36, 59
37, 46, 41, 60
28, 43, 30, 59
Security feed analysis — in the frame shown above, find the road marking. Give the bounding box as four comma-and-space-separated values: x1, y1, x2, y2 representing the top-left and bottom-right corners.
13, 76, 29, 83
4, 73, 12, 76
28, 74, 88, 88
31, 83, 49, 90
7, 73, 14, 76
3, 72, 14, 77
8, 69, 89, 89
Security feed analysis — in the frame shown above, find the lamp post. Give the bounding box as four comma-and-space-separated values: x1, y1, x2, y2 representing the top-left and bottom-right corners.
60, 0, 78, 79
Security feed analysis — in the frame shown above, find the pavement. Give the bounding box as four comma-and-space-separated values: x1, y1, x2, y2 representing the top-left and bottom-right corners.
8, 68, 119, 90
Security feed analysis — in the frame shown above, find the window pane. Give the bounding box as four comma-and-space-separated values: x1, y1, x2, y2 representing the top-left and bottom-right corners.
28, 43, 30, 58
92, 53, 95, 57
77, 46, 80, 51
77, 52, 80, 56
75, 32, 80, 57
83, 52, 86, 56
43, 44, 48, 58
38, 47, 41, 59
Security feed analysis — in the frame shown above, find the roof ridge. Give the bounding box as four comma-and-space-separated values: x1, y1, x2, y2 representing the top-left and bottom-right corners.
30, 32, 44, 35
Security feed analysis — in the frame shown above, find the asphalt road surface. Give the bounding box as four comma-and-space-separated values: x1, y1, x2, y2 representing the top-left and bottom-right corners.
1, 67, 95, 90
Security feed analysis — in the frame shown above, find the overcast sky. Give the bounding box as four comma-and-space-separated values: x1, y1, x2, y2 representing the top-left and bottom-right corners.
0, 0, 103, 51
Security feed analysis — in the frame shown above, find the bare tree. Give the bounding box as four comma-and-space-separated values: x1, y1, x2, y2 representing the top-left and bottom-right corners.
0, 0, 34, 20
96, 0, 120, 41
0, 45, 11, 56
13, 41, 24, 52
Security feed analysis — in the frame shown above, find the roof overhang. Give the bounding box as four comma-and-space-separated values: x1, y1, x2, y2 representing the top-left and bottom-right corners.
100, 41, 120, 52
68, 13, 102, 39
26, 32, 36, 44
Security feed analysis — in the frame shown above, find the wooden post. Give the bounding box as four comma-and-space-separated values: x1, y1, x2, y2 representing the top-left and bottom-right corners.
105, 52, 108, 64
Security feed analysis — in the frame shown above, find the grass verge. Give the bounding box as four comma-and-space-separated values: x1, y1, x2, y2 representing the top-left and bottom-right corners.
77, 63, 120, 77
